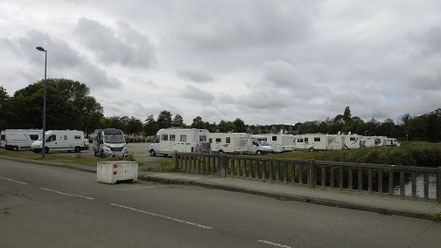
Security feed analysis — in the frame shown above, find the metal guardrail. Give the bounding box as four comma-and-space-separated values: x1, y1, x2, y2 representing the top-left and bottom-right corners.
172, 151, 441, 203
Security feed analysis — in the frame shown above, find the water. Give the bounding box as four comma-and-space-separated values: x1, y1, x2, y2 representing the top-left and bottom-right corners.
393, 174, 437, 199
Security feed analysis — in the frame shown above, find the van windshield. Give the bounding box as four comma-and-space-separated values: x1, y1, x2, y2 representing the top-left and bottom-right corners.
104, 135, 125, 143
257, 139, 269, 146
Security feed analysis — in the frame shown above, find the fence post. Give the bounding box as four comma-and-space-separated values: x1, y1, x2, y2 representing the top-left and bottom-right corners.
173, 151, 178, 170
308, 160, 315, 188
219, 154, 227, 178
437, 167, 441, 203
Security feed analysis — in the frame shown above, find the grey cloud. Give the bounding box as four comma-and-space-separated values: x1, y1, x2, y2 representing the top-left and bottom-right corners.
182, 84, 215, 103
7, 30, 122, 89
74, 18, 156, 68
177, 69, 214, 83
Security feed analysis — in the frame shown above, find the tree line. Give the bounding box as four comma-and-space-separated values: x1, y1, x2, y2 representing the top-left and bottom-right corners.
1, 79, 440, 142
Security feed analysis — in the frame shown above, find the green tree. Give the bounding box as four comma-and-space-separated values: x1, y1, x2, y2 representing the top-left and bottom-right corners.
217, 120, 235, 132
144, 115, 159, 136
425, 109, 441, 142
126, 117, 143, 136
233, 118, 246, 132
191, 116, 205, 129
172, 114, 185, 127
343, 106, 352, 123
0, 86, 11, 130
157, 110, 172, 129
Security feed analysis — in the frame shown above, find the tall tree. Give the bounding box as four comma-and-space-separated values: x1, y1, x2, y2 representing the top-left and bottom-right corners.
233, 118, 246, 132
191, 116, 205, 129
126, 117, 143, 136
0, 86, 10, 130
172, 114, 185, 127
144, 115, 159, 136
157, 110, 172, 129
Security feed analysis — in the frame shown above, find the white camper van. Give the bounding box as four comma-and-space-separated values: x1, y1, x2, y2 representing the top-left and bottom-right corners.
209, 133, 249, 154
261, 134, 295, 153
343, 133, 362, 149
93, 129, 128, 158
149, 128, 209, 156
31, 130, 84, 153
361, 136, 383, 148
248, 135, 273, 155
385, 138, 401, 146
295, 134, 345, 151
1, 129, 42, 151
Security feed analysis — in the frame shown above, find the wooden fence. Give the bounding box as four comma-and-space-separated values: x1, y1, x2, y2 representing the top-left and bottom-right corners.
172, 152, 441, 203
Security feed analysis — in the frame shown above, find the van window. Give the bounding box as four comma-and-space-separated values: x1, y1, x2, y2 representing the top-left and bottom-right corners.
75, 135, 81, 139
304, 138, 309, 142
226, 137, 230, 143
314, 137, 320, 142
350, 137, 356, 141
64, 135, 68, 140
209, 138, 212, 143
216, 138, 221, 143
161, 134, 168, 141
170, 134, 176, 141
29, 134, 39, 140
47, 135, 56, 142
0, 135, 5, 140
297, 138, 303, 143
154, 136, 160, 143
180, 135, 187, 142
272, 136, 277, 141
200, 135, 206, 142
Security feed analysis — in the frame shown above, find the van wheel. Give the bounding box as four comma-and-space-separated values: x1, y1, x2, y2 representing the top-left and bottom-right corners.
44, 147, 49, 154
149, 149, 156, 156
12, 146, 19, 151
100, 151, 106, 158
309, 148, 314, 152
74, 146, 81, 153
256, 150, 261, 155
219, 150, 224, 154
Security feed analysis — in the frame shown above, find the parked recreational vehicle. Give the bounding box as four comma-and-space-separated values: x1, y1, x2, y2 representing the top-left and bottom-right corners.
209, 133, 248, 154
361, 136, 383, 148
385, 138, 401, 147
343, 133, 362, 149
93, 128, 128, 158
295, 134, 345, 151
248, 135, 273, 154
149, 128, 209, 156
261, 134, 295, 153
31, 130, 84, 153
1, 129, 42, 151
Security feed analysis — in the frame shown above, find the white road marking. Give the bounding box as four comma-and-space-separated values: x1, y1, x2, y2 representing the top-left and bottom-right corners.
258, 240, 292, 248
0, 176, 28, 185
40, 188, 94, 200
110, 203, 213, 230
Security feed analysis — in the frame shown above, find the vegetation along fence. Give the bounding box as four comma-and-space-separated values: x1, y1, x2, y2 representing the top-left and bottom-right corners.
172, 152, 441, 203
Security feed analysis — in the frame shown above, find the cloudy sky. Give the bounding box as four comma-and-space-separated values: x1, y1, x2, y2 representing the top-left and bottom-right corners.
1, 0, 440, 125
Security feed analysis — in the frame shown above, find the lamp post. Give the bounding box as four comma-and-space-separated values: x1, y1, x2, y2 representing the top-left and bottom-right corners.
364, 131, 368, 136
36, 46, 47, 158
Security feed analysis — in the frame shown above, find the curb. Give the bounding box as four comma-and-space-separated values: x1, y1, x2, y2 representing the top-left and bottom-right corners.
1, 155, 435, 221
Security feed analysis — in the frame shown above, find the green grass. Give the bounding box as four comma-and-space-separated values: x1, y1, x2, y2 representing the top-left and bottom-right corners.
0, 149, 135, 166
268, 141, 441, 167
141, 158, 175, 173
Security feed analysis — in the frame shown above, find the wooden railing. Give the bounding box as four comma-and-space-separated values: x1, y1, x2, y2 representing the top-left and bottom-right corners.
172, 152, 441, 203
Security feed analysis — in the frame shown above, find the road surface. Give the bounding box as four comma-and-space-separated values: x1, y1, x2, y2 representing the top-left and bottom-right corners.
1, 158, 440, 248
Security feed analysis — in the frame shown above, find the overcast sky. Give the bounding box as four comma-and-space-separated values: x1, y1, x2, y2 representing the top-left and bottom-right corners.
1, 0, 440, 125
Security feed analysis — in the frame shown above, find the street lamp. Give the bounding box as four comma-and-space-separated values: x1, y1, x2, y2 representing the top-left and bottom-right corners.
364, 131, 368, 136
36, 46, 47, 158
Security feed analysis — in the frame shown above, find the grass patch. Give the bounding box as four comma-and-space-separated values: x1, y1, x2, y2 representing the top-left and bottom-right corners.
268, 141, 441, 167
0, 149, 135, 166
141, 158, 175, 173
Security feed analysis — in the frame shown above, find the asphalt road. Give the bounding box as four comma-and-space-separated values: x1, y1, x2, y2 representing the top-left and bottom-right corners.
1, 158, 441, 248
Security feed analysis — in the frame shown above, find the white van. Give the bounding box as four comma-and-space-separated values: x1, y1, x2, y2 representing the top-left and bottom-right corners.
361, 136, 383, 148
248, 135, 273, 155
31, 130, 85, 153
1, 129, 42, 151
261, 134, 295, 153
149, 128, 209, 156
93, 129, 128, 158
209, 133, 249, 154
295, 134, 345, 151
385, 138, 401, 146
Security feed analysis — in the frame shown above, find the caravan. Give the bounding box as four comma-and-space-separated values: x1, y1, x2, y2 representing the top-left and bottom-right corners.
248, 135, 273, 154
343, 133, 362, 149
149, 128, 209, 156
261, 134, 295, 153
209, 133, 248, 154
93, 128, 128, 158
295, 134, 345, 151
31, 130, 85, 153
361, 136, 383, 148
1, 129, 42, 151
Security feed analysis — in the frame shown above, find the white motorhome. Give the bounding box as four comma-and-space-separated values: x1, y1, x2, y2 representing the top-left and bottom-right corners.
149, 128, 209, 156
385, 138, 401, 147
31, 130, 84, 153
295, 134, 345, 151
1, 129, 42, 151
248, 135, 273, 155
261, 134, 295, 153
361, 136, 383, 148
209, 133, 248, 154
343, 133, 362, 149
93, 128, 128, 158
